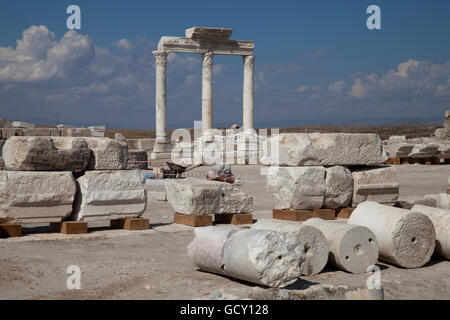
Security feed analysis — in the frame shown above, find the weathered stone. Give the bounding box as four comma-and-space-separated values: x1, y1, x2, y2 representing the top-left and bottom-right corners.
72, 170, 146, 222
446, 110, 450, 120
127, 150, 148, 169
251, 219, 329, 275
389, 136, 406, 141
165, 178, 253, 215
444, 119, 450, 129
223, 229, 304, 287
1, 128, 22, 138
0, 118, 12, 128
138, 139, 155, 151
419, 193, 450, 209
324, 166, 353, 209
384, 143, 414, 158
345, 288, 384, 300
127, 139, 140, 150
435, 128, 450, 140
115, 132, 126, 141
2, 136, 90, 172
0, 171, 76, 224
53, 137, 128, 170
303, 218, 379, 274
261, 133, 387, 166
351, 166, 399, 207
185, 27, 232, 40
266, 166, 326, 210
61, 128, 92, 137
409, 143, 439, 157
348, 201, 435, 268
411, 205, 450, 259
187, 226, 241, 275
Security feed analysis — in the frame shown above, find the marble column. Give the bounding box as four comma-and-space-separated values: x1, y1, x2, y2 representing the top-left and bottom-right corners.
201, 51, 214, 134
243, 55, 255, 134
152, 50, 170, 153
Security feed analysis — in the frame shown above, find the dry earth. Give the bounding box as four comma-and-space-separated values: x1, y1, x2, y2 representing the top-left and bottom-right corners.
1, 164, 449, 300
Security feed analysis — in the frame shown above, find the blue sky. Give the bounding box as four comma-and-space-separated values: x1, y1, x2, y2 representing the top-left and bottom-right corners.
0, 0, 449, 129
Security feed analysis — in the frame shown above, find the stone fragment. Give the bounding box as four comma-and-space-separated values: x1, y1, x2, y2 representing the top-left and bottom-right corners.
412, 205, 450, 259
409, 143, 439, 157
348, 201, 435, 268
127, 150, 148, 169
351, 166, 399, 207
265, 166, 326, 210
384, 143, 414, 158
2, 136, 90, 172
53, 137, 128, 170
251, 219, 329, 275
435, 128, 450, 140
138, 139, 155, 151
72, 170, 146, 222
303, 218, 379, 274
187, 226, 240, 275
1, 128, 22, 138
260, 133, 387, 166
0, 171, 76, 224
419, 193, 450, 209
185, 27, 232, 40
324, 166, 353, 209
165, 178, 253, 215
223, 229, 304, 287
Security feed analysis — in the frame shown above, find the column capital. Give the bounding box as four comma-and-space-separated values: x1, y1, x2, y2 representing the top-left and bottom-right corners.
243, 55, 255, 68
201, 51, 214, 67
153, 51, 169, 65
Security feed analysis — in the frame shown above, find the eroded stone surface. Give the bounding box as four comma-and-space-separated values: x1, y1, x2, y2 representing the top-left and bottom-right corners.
260, 133, 387, 166
324, 166, 353, 209
0, 171, 76, 224
72, 170, 146, 222
251, 219, 329, 275
351, 166, 399, 207
2, 136, 90, 172
348, 201, 435, 268
223, 229, 304, 287
165, 178, 253, 215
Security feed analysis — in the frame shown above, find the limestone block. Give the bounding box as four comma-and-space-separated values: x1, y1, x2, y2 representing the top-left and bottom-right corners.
351, 166, 399, 207
2, 136, 90, 172
409, 143, 439, 157
303, 218, 379, 274
251, 219, 329, 275
348, 201, 435, 268
1, 128, 22, 138
127, 139, 140, 150
185, 27, 232, 40
420, 193, 450, 209
223, 229, 304, 287
435, 128, 450, 140
138, 139, 155, 151
53, 137, 128, 170
187, 226, 240, 275
127, 150, 148, 169
265, 166, 326, 210
324, 166, 353, 209
384, 143, 414, 158
260, 133, 387, 166
411, 205, 450, 259
72, 170, 146, 222
165, 178, 253, 215
0, 171, 76, 224
22, 129, 37, 136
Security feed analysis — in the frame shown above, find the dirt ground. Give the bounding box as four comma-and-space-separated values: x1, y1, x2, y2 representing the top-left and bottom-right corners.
1, 164, 449, 300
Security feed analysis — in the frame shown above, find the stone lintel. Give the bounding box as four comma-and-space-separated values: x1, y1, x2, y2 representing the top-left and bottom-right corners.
185, 27, 232, 40
158, 37, 254, 56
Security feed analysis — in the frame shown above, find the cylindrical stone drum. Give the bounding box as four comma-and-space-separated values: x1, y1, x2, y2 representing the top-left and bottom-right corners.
187, 226, 240, 275
349, 201, 435, 268
223, 229, 305, 288
412, 205, 450, 259
303, 218, 379, 274
251, 219, 329, 275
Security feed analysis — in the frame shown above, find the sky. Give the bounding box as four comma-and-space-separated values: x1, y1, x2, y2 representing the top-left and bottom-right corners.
0, 0, 449, 129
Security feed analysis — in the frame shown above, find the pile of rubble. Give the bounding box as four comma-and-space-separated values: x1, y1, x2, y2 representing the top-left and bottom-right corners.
0, 135, 147, 228
261, 133, 398, 211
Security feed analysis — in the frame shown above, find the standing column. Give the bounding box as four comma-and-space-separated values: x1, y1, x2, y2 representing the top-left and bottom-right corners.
152, 50, 169, 154
201, 51, 214, 135
243, 55, 255, 134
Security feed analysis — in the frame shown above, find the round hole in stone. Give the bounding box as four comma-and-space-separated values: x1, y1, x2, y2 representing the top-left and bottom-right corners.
345, 256, 350, 261
221, 193, 225, 197
411, 237, 417, 243
368, 238, 373, 243
277, 255, 282, 260
304, 243, 310, 254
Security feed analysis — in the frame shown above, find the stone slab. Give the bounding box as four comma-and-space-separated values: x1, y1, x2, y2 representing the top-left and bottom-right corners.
185, 27, 232, 40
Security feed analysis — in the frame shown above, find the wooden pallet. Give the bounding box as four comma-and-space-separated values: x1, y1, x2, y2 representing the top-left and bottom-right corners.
273, 209, 336, 222
173, 213, 213, 227
447, 189, 450, 195
0, 224, 22, 238
214, 213, 253, 225
387, 157, 441, 165
336, 208, 355, 219
50, 221, 88, 234
111, 218, 150, 230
